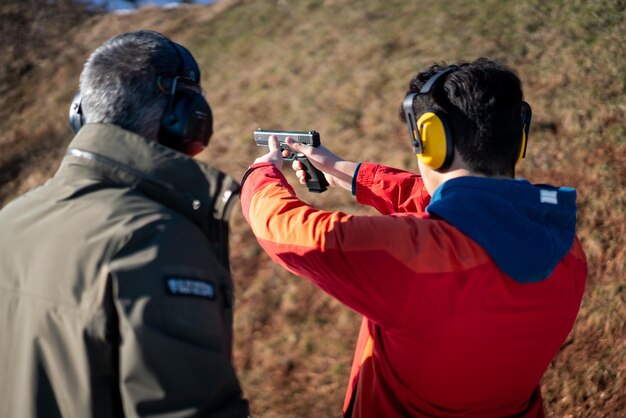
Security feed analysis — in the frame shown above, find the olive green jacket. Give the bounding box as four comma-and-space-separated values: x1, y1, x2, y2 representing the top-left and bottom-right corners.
0, 124, 248, 417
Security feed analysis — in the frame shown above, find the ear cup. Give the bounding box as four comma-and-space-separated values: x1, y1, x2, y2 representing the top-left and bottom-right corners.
402, 67, 457, 171
68, 91, 84, 134
157, 41, 213, 156
516, 130, 527, 164
416, 111, 454, 170
517, 101, 532, 164
159, 88, 212, 156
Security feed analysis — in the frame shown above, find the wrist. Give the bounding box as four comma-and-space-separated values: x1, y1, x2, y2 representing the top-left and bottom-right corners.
332, 160, 359, 192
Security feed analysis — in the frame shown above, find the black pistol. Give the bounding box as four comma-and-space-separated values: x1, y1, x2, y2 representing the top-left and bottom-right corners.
254, 129, 329, 193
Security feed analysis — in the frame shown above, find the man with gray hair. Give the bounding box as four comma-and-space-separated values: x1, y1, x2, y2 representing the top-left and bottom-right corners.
0, 30, 249, 417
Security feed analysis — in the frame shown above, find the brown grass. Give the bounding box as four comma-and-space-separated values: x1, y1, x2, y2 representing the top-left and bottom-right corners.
0, 0, 624, 416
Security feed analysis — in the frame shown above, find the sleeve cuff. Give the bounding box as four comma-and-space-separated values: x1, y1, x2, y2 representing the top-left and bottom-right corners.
354, 162, 379, 206
241, 162, 274, 189
351, 162, 363, 196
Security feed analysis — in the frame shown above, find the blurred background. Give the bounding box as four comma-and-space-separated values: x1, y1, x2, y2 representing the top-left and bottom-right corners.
93, 0, 215, 12
0, 0, 624, 416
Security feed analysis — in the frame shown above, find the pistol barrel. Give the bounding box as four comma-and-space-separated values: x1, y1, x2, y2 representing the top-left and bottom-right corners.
254, 130, 320, 147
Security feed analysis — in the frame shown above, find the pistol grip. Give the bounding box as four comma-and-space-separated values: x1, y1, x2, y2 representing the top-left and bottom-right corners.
296, 155, 329, 193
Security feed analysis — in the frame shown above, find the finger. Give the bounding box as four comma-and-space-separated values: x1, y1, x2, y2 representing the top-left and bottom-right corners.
268, 135, 279, 153
292, 160, 303, 171
282, 149, 291, 158
285, 137, 309, 156
296, 170, 307, 184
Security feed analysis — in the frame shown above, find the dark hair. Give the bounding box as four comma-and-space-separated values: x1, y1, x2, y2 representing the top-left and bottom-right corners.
400, 58, 525, 177
79, 30, 181, 141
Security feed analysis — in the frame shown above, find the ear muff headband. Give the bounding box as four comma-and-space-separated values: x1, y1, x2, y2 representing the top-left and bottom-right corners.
172, 42, 201, 83
419, 67, 456, 95
402, 92, 422, 153
143, 29, 201, 83
402, 68, 456, 170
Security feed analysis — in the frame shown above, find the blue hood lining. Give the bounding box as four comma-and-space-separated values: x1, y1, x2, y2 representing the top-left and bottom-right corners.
426, 177, 576, 283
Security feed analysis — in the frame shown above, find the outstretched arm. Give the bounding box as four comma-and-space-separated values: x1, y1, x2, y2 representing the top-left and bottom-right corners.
241, 163, 427, 328
283, 138, 431, 215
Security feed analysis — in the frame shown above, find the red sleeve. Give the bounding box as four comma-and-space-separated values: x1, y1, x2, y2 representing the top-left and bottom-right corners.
240, 163, 487, 328
355, 162, 431, 215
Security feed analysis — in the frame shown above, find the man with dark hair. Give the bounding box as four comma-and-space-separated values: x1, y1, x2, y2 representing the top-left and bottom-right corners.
0, 30, 248, 417
242, 58, 587, 417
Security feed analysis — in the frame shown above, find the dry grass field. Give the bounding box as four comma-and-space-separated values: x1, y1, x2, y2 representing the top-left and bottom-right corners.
1, 0, 624, 416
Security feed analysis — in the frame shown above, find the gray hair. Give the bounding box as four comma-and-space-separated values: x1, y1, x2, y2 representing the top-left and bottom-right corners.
79, 30, 180, 141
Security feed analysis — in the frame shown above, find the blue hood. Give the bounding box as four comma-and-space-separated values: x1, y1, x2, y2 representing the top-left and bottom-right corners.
426, 177, 577, 283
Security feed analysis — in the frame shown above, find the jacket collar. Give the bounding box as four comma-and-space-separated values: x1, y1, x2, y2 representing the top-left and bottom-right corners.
57, 123, 235, 231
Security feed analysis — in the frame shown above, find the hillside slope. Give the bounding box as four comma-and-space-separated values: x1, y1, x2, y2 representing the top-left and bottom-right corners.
0, 0, 624, 416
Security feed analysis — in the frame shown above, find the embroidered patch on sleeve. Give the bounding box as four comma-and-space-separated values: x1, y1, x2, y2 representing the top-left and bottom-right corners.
540, 189, 558, 204
165, 277, 215, 299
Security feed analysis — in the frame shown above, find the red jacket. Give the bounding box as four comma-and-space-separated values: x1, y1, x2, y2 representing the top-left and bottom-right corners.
241, 162, 587, 417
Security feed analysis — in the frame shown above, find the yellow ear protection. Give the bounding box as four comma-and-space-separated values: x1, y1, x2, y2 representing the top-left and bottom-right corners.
517, 100, 532, 163
402, 68, 533, 170
402, 68, 456, 170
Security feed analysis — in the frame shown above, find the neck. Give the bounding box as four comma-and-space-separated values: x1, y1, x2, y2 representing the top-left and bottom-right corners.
419, 151, 515, 195
430, 167, 474, 191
